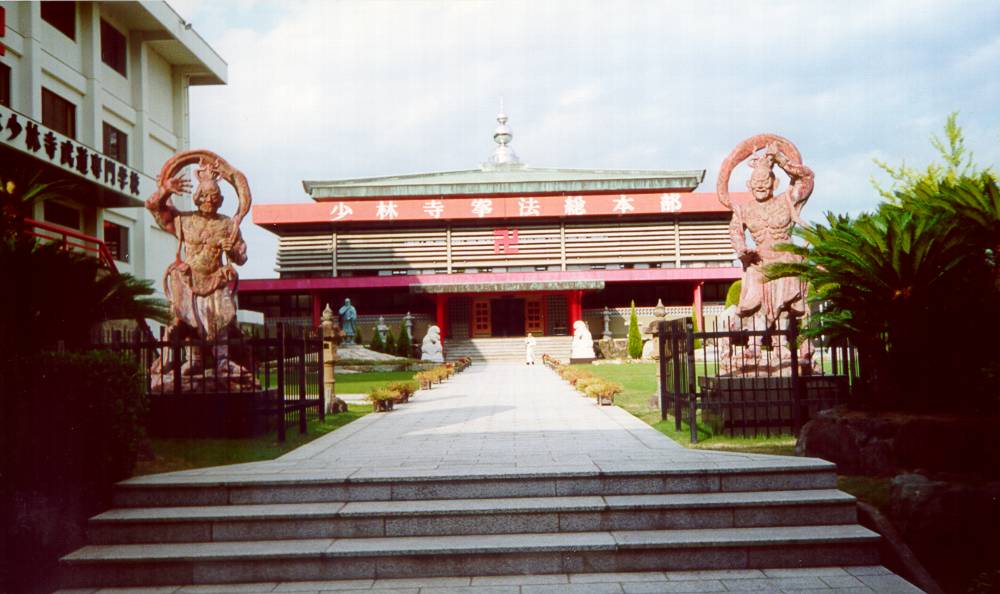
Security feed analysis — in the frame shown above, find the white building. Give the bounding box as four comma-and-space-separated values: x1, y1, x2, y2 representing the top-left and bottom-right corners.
0, 1, 226, 302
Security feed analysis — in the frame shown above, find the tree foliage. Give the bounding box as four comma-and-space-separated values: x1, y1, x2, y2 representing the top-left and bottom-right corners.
626, 301, 642, 359
384, 327, 396, 355
396, 323, 412, 358
369, 327, 385, 353
768, 115, 1000, 411
724, 281, 742, 309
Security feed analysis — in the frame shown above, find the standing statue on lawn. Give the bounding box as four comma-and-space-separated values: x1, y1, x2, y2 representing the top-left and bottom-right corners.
717, 134, 814, 373
145, 150, 254, 388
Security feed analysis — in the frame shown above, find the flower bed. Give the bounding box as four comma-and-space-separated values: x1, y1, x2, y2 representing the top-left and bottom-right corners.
554, 364, 622, 406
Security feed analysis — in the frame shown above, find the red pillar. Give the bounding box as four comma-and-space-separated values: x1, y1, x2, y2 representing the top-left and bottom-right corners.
311, 291, 322, 327
567, 291, 583, 334
693, 281, 704, 331
435, 294, 449, 338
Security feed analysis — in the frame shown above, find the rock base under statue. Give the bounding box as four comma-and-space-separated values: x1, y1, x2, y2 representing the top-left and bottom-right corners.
698, 376, 849, 435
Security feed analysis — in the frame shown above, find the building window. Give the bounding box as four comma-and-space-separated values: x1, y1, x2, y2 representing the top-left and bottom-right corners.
44, 201, 80, 230
103, 221, 129, 263
0, 62, 10, 107
41, 1, 76, 40
102, 122, 127, 164
100, 19, 127, 76
42, 88, 76, 139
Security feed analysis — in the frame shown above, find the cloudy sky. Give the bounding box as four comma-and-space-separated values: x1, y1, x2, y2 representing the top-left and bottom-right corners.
169, 0, 1000, 279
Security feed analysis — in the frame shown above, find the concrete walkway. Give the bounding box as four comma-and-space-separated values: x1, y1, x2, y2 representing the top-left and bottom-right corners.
126, 363, 826, 487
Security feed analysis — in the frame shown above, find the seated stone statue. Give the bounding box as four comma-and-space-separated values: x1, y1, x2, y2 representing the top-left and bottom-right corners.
421, 325, 444, 363
571, 320, 596, 359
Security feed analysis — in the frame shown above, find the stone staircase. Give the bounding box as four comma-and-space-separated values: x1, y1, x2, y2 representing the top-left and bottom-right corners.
446, 336, 573, 363
60, 461, 880, 588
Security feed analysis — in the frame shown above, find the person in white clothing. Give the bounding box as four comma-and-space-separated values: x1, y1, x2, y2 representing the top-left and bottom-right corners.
525, 333, 537, 365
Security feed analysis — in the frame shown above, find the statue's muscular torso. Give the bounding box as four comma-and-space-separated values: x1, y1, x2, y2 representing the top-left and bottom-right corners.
739, 193, 794, 255
180, 213, 235, 276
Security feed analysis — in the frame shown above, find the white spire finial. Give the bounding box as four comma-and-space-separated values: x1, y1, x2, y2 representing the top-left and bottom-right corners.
483, 98, 522, 170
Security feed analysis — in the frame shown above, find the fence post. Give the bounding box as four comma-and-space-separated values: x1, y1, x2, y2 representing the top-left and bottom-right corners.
685, 318, 698, 444
788, 315, 803, 435
671, 322, 682, 432
277, 323, 286, 443
657, 320, 667, 421
298, 330, 307, 435
316, 325, 326, 421
171, 330, 182, 396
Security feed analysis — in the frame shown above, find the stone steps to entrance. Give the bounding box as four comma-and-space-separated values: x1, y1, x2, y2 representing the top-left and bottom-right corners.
62, 525, 879, 588
446, 337, 572, 362
61, 464, 879, 588
88, 489, 858, 544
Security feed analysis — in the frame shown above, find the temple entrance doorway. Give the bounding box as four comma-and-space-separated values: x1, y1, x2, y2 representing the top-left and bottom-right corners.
490, 297, 526, 337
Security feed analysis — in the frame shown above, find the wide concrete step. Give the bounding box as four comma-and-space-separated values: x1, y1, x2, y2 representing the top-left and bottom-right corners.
61, 525, 881, 588
110, 462, 838, 507
89, 489, 857, 544
446, 338, 572, 362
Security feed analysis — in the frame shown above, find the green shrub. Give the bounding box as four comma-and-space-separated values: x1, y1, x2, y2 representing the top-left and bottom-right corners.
387, 380, 418, 401
725, 280, 742, 309
691, 306, 703, 349
354, 325, 364, 346
384, 328, 396, 355
369, 329, 385, 353
1, 350, 147, 592
396, 324, 412, 358
367, 386, 398, 402
627, 300, 642, 359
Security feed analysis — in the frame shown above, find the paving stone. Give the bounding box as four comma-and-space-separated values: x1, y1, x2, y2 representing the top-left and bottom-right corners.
844, 566, 891, 577
176, 584, 280, 593
272, 580, 374, 591
722, 577, 830, 591
854, 574, 923, 593
92, 586, 182, 594
818, 575, 866, 588
372, 576, 471, 587
621, 580, 726, 593
521, 584, 625, 594
664, 569, 766, 581
568, 572, 666, 583
762, 567, 851, 578
419, 586, 519, 594
470, 574, 569, 586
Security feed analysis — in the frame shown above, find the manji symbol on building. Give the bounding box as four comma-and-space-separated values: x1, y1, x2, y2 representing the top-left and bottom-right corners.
493, 228, 519, 254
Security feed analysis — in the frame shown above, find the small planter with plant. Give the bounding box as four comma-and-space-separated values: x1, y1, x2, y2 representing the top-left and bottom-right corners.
367, 387, 397, 412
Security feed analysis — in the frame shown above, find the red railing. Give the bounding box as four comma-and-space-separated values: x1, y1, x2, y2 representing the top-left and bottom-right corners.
23, 217, 118, 273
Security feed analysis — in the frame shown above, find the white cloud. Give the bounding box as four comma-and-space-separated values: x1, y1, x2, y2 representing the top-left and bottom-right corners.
178, 0, 1000, 279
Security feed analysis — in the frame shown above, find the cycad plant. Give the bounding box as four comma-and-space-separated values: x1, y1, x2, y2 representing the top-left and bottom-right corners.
1, 241, 169, 356
768, 177, 999, 410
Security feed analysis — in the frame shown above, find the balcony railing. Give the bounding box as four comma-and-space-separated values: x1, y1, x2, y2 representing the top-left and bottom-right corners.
23, 217, 118, 273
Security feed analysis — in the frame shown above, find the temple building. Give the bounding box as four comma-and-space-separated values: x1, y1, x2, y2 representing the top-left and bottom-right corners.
240, 111, 745, 342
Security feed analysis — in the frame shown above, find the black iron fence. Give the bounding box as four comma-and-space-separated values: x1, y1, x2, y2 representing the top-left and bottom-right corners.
656, 316, 860, 442
94, 323, 324, 441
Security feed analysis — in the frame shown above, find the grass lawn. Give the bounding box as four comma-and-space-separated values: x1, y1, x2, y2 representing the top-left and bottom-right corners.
135, 404, 371, 476
572, 362, 796, 455
335, 370, 417, 394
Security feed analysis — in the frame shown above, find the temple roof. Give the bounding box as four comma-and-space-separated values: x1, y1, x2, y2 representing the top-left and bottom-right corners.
302, 166, 706, 200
